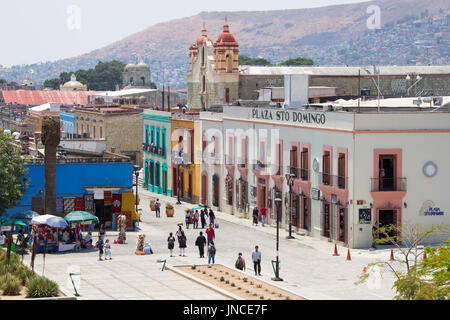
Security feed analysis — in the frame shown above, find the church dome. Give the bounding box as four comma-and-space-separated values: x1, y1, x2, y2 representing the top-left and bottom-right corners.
196, 28, 212, 45
136, 62, 149, 69
124, 63, 136, 70
216, 24, 238, 44
61, 74, 86, 90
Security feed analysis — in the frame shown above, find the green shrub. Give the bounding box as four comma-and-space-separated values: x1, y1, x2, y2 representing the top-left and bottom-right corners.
26, 277, 59, 298
14, 267, 36, 286
1, 276, 22, 296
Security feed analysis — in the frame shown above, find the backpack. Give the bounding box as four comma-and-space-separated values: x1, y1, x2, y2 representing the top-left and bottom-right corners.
235, 257, 244, 270
210, 245, 216, 255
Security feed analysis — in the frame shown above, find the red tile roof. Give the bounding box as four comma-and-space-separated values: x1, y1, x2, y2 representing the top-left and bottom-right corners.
1, 90, 103, 106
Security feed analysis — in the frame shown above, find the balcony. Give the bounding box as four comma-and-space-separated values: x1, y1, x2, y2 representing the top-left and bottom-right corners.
287, 166, 310, 181
142, 143, 166, 157
237, 157, 247, 168
319, 173, 348, 189
253, 161, 267, 170
371, 177, 407, 192
225, 154, 235, 165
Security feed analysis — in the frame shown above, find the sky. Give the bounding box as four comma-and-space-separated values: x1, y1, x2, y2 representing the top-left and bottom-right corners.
0, 0, 368, 67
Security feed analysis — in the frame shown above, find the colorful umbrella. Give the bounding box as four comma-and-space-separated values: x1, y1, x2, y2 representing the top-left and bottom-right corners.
64, 211, 99, 224
31, 214, 68, 228
191, 206, 203, 211
12, 210, 40, 220
0, 219, 27, 227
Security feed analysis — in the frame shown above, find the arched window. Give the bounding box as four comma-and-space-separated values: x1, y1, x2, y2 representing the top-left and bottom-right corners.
226, 54, 233, 73
202, 76, 206, 92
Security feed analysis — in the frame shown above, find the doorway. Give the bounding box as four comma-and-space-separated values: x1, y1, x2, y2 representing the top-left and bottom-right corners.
201, 173, 208, 205
378, 210, 397, 241
338, 207, 346, 243
302, 197, 310, 231
323, 203, 330, 238
188, 172, 193, 201
94, 200, 105, 226
180, 170, 185, 199
163, 170, 167, 194
213, 174, 220, 207
379, 155, 396, 191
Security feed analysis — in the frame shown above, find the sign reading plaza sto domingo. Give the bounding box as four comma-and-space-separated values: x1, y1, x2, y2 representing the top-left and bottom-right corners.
195, 103, 450, 248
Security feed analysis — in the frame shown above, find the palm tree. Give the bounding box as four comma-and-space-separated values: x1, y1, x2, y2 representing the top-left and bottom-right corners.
40, 116, 60, 215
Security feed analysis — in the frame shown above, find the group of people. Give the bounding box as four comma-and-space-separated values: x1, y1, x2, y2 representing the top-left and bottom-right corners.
168, 223, 217, 264
185, 208, 216, 229
252, 206, 267, 227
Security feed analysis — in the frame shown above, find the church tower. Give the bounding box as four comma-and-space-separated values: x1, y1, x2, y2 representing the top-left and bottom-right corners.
187, 24, 239, 109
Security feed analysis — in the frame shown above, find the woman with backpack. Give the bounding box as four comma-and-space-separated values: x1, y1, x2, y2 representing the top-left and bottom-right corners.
185, 210, 191, 229
193, 210, 199, 229
208, 241, 216, 264
167, 232, 176, 257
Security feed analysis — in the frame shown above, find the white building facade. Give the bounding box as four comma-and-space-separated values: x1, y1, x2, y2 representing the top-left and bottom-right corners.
199, 104, 450, 248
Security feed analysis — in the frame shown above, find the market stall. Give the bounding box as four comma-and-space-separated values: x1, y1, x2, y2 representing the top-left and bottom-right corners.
64, 211, 99, 250
30, 214, 70, 253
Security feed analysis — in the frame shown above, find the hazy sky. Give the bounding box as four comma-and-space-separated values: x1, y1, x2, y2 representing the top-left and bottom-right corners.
0, 0, 368, 67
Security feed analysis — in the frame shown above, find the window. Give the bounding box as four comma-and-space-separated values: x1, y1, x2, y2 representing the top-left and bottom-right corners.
225, 88, 230, 103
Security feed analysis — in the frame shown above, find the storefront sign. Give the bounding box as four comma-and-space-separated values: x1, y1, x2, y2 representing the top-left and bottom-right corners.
359, 208, 372, 224
251, 108, 326, 125
420, 201, 444, 216
94, 190, 104, 200
311, 188, 320, 200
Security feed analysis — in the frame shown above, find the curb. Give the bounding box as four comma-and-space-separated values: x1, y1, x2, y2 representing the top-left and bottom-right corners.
166, 265, 243, 300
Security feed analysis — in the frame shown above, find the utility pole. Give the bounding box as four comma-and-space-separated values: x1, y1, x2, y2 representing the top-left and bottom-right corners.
358, 69, 361, 113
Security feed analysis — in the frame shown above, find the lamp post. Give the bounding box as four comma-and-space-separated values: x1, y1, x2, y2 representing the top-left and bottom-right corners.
133, 165, 141, 230
272, 197, 283, 281
285, 173, 295, 239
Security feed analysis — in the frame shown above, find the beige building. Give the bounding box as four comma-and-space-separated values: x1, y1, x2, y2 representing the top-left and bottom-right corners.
199, 97, 450, 248
73, 106, 143, 166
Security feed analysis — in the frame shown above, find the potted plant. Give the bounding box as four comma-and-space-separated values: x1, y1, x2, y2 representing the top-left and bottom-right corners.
150, 199, 156, 211
166, 203, 174, 217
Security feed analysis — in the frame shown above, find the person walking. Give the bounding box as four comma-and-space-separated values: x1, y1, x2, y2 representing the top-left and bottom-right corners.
200, 209, 207, 229
208, 241, 216, 265
193, 210, 199, 229
235, 252, 246, 271
104, 239, 112, 260
205, 224, 215, 245
195, 231, 207, 258
252, 207, 259, 226
167, 232, 176, 257
96, 235, 104, 261
260, 207, 267, 227
209, 209, 215, 227
155, 198, 161, 218
178, 231, 187, 256
185, 211, 191, 229
252, 245, 261, 276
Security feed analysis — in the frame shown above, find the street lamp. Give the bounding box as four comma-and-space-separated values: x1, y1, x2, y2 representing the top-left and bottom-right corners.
173, 153, 183, 205
285, 173, 295, 239
272, 197, 283, 282
133, 165, 141, 230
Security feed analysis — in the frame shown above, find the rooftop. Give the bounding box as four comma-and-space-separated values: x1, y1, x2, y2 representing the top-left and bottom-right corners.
1, 90, 102, 106
239, 65, 450, 76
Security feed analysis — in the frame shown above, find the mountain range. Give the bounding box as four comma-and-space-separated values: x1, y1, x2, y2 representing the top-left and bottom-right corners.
0, 0, 449, 89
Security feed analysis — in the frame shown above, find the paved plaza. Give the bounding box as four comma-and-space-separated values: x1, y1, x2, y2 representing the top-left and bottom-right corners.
23, 188, 398, 300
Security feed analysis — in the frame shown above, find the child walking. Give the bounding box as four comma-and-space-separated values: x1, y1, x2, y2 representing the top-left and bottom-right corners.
104, 239, 112, 260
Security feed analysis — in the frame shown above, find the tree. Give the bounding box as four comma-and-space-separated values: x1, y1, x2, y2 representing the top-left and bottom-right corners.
0, 133, 28, 217
43, 60, 126, 91
239, 55, 273, 66
393, 240, 449, 300
41, 116, 60, 216
279, 57, 314, 66
356, 221, 450, 300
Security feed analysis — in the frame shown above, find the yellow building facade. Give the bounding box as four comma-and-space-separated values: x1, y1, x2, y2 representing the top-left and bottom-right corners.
171, 112, 201, 204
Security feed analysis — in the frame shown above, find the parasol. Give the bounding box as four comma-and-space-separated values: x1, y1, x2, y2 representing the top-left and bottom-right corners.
31, 214, 68, 228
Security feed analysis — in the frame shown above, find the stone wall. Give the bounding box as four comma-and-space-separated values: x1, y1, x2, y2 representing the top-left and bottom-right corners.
105, 113, 143, 166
